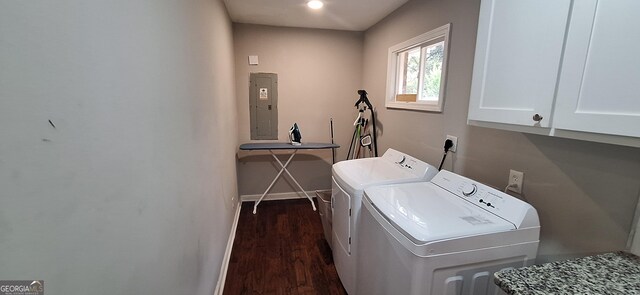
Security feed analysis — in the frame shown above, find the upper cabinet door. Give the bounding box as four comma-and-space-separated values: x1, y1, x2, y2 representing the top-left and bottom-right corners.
554, 0, 640, 138
468, 0, 571, 128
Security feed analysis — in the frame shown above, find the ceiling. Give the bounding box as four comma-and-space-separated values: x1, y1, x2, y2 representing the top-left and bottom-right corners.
223, 0, 409, 31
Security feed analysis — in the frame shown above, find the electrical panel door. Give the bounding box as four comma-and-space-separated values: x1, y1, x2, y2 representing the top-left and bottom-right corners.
249, 73, 278, 140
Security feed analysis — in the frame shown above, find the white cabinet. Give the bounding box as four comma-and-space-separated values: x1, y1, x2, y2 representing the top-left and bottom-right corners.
554, 0, 640, 138
468, 0, 640, 147
469, 0, 571, 128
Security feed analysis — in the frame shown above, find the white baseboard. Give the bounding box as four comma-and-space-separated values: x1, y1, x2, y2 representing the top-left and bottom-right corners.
213, 203, 242, 295
240, 190, 320, 202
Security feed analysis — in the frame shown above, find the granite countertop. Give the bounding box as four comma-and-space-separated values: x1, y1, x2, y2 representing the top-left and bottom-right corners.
494, 252, 640, 294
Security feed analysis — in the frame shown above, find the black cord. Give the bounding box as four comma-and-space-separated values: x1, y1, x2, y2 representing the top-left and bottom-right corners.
438, 139, 454, 171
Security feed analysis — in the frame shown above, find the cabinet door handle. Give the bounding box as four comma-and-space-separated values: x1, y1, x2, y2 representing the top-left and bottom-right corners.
533, 114, 543, 122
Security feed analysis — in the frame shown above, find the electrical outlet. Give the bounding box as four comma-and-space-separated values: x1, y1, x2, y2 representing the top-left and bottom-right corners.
508, 169, 524, 194
446, 135, 458, 153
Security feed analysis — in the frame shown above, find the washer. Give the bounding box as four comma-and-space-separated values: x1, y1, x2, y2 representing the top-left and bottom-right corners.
331, 148, 438, 294
356, 170, 540, 295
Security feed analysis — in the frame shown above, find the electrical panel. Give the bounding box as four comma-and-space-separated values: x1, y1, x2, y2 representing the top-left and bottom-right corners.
249, 73, 278, 140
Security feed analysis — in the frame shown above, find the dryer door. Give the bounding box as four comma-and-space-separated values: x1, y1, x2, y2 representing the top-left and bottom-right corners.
332, 176, 351, 254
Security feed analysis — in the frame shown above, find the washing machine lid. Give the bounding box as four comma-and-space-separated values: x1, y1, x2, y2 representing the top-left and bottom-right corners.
364, 182, 515, 244
333, 159, 420, 193
332, 149, 437, 194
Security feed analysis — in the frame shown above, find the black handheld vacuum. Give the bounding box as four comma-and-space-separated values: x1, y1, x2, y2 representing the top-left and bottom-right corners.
347, 90, 378, 159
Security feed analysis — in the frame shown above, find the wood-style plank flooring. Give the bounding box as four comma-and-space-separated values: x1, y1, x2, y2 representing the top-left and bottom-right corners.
223, 199, 347, 295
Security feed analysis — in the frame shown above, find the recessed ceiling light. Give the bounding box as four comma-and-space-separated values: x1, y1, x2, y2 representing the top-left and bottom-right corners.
307, 0, 324, 9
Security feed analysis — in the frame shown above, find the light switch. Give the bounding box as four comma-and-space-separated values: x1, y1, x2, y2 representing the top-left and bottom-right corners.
248, 55, 259, 65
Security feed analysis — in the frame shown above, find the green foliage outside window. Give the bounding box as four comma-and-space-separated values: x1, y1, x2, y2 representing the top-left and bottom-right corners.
422, 42, 444, 101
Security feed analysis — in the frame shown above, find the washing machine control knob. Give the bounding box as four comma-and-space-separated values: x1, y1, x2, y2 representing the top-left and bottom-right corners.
462, 183, 477, 196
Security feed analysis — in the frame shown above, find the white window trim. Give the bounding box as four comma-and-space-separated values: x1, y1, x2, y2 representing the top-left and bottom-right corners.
385, 23, 451, 112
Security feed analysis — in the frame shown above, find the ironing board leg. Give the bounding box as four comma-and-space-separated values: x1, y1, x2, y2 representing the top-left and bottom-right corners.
253, 150, 298, 214
253, 150, 317, 214
271, 151, 317, 212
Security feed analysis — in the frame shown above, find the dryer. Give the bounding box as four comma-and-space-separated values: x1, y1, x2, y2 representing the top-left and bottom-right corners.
356, 170, 540, 295
331, 148, 438, 294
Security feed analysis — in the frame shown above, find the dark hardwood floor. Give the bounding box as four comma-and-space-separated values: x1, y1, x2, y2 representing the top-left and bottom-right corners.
223, 199, 347, 295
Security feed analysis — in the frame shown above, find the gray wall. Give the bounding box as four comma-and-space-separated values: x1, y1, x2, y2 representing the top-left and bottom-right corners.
362, 0, 640, 262
233, 24, 363, 196
0, 0, 238, 294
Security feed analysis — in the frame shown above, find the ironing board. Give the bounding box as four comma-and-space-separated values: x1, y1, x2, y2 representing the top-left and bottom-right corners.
239, 142, 340, 214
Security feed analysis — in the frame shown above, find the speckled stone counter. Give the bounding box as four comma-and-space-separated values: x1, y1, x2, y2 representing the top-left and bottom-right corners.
494, 252, 640, 294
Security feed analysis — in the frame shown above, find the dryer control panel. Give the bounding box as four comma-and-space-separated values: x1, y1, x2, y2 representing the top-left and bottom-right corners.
431, 170, 538, 228
381, 148, 438, 179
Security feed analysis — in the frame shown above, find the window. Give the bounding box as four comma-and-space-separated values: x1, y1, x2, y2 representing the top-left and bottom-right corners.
386, 24, 450, 112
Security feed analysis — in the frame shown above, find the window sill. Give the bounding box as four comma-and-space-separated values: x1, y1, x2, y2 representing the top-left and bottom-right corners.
385, 101, 443, 112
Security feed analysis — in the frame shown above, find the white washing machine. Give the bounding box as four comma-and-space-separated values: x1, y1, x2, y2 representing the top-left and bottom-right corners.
331, 148, 438, 294
356, 170, 540, 295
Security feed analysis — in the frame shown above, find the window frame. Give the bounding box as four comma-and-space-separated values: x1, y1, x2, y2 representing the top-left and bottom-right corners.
385, 23, 451, 112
